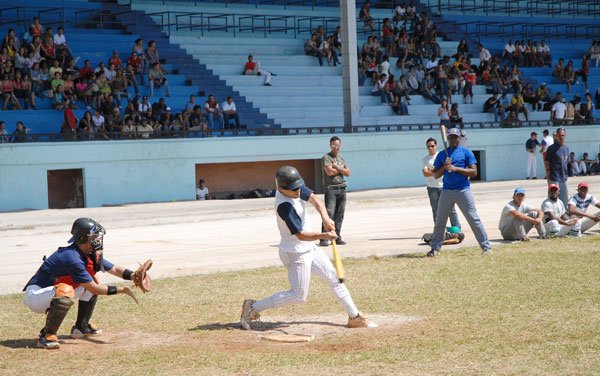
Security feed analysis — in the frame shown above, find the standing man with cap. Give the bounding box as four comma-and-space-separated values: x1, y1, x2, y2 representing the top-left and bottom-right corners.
498, 188, 546, 241
428, 128, 492, 257
422, 137, 461, 230
567, 182, 600, 235
542, 184, 581, 237
320, 136, 350, 246
525, 131, 541, 179
544, 127, 570, 207
239, 166, 376, 330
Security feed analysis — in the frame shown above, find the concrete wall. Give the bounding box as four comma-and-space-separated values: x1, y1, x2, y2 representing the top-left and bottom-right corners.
1, 126, 599, 211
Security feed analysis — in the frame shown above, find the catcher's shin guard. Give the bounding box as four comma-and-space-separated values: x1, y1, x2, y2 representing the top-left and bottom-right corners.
43, 295, 75, 335
72, 294, 101, 338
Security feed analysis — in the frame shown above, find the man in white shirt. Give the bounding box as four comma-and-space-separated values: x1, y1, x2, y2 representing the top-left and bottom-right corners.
503, 39, 515, 65
499, 188, 545, 240
551, 98, 567, 124
196, 179, 210, 200
567, 182, 600, 235
221, 96, 240, 129
478, 44, 491, 64
92, 109, 104, 131
542, 184, 581, 237
421, 137, 460, 229
538, 40, 551, 66
540, 129, 554, 179
243, 55, 272, 86
53, 27, 74, 60
372, 73, 390, 105
425, 55, 438, 75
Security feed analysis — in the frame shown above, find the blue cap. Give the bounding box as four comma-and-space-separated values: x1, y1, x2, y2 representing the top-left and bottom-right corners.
447, 128, 461, 137
514, 188, 526, 195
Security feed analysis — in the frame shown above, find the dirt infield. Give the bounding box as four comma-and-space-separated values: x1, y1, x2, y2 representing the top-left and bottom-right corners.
2, 175, 599, 295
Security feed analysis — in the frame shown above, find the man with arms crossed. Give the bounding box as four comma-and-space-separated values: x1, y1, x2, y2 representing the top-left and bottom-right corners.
428, 128, 492, 256
320, 136, 350, 246
499, 188, 546, 241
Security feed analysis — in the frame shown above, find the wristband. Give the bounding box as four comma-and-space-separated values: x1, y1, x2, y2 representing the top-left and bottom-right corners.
123, 269, 133, 280
107, 286, 117, 295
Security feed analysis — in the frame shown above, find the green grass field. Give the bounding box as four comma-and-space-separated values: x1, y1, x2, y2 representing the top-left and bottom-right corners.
1, 237, 599, 376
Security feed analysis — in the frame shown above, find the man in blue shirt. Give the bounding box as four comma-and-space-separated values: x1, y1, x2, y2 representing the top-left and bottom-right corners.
23, 218, 141, 349
544, 128, 569, 207
428, 128, 492, 256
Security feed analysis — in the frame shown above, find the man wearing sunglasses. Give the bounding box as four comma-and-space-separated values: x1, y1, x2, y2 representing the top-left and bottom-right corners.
428, 128, 492, 257
240, 166, 377, 330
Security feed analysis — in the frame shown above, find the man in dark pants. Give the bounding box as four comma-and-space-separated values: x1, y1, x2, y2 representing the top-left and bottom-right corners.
320, 136, 350, 246
544, 128, 569, 208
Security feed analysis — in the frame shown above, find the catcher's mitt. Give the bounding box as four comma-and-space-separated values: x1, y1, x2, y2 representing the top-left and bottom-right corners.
132, 259, 153, 293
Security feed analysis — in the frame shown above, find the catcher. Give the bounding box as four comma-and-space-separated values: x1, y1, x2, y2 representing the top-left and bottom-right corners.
23, 218, 153, 350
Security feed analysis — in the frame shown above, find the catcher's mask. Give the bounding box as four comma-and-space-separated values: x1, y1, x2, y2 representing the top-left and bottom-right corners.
69, 218, 106, 270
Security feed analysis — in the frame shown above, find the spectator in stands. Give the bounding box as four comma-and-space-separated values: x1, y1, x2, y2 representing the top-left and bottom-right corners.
124, 62, 140, 96
536, 83, 550, 111
79, 60, 94, 80
459, 65, 472, 104
372, 73, 391, 105
30, 17, 43, 37
64, 59, 79, 80
2, 59, 15, 79
438, 98, 451, 127
106, 107, 123, 135
137, 118, 154, 139
498, 92, 511, 119
62, 73, 76, 104
122, 117, 136, 138
332, 26, 342, 55
0, 121, 8, 143
502, 39, 515, 66
222, 96, 241, 129
314, 25, 326, 46
50, 71, 63, 96
513, 40, 525, 67
550, 97, 566, 125
538, 40, 551, 66
456, 39, 469, 59
11, 121, 28, 143
508, 65, 523, 93
159, 107, 175, 136
152, 97, 167, 118
562, 64, 576, 93
53, 84, 68, 110
108, 50, 123, 71
522, 83, 539, 111
133, 38, 147, 78
185, 94, 196, 113
425, 54, 438, 75
96, 70, 112, 108
189, 105, 208, 135
105, 63, 116, 82
421, 72, 440, 104
111, 69, 130, 107
381, 18, 395, 58
305, 33, 324, 66
29, 62, 44, 99
53, 27, 73, 61
580, 153, 594, 176
449, 103, 463, 127
243, 55, 272, 86
484, 92, 502, 122
41, 38, 56, 66
511, 91, 528, 121
478, 44, 491, 69
582, 92, 596, 123
416, 39, 430, 66
359, 1, 375, 33
14, 46, 27, 75
148, 62, 170, 97
552, 58, 565, 80
592, 154, 600, 175
2, 73, 21, 110
589, 41, 600, 68
578, 53, 589, 92
101, 94, 117, 117
78, 110, 93, 139
139, 95, 151, 112
127, 51, 144, 86
13, 71, 36, 109
321, 35, 340, 67
204, 94, 224, 129
145, 40, 168, 75
437, 60, 452, 104
126, 96, 140, 118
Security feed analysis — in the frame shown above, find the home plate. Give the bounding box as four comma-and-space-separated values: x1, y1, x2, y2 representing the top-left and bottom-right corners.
258, 333, 316, 343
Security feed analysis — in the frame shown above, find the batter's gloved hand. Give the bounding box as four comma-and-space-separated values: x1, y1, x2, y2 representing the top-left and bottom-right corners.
132, 259, 153, 293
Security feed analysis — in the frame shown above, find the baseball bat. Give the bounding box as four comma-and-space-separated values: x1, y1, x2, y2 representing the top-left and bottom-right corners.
439, 124, 449, 158
331, 240, 345, 283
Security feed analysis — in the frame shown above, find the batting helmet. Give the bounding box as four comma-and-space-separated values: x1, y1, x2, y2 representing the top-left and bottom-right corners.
69, 218, 105, 245
276, 166, 304, 191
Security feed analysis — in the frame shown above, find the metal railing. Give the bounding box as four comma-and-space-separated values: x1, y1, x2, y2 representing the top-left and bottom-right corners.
426, 0, 600, 18
450, 20, 600, 41
123, 0, 376, 10
146, 10, 387, 37
4, 120, 597, 144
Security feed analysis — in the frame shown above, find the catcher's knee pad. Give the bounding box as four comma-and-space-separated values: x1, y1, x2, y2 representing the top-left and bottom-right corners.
45, 295, 75, 334
54, 283, 75, 299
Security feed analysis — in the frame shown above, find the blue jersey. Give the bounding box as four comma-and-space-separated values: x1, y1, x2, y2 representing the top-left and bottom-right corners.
26, 244, 114, 289
433, 146, 477, 190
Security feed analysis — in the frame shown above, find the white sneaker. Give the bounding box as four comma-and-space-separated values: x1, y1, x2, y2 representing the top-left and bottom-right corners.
481, 248, 493, 255
240, 299, 260, 330
347, 312, 378, 328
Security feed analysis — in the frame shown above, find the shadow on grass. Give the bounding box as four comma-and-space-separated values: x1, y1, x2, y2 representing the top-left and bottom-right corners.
393, 253, 427, 259
369, 237, 422, 241
189, 320, 345, 332
0, 334, 107, 349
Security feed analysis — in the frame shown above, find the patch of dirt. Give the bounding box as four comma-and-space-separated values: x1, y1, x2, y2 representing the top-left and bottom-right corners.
54, 331, 186, 353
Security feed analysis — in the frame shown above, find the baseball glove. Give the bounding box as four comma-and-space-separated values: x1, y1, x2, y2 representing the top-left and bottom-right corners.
132, 259, 153, 293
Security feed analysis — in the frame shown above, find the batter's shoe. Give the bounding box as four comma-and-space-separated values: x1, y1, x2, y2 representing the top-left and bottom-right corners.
426, 249, 439, 257
335, 239, 347, 245
319, 239, 329, 247
348, 312, 378, 328
70, 323, 102, 339
37, 332, 60, 350
240, 299, 260, 330
481, 248, 493, 255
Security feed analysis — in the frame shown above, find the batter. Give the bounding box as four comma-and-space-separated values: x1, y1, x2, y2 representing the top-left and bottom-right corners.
240, 166, 377, 330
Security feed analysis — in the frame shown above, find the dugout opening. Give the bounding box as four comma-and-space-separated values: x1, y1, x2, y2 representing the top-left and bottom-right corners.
47, 168, 85, 209
472, 150, 485, 181
195, 160, 319, 199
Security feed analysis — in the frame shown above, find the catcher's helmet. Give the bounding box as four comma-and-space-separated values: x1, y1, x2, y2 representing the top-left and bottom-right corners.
276, 166, 304, 191
69, 218, 105, 245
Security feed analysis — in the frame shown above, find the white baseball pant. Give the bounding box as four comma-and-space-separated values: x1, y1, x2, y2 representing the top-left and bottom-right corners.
24, 285, 93, 314
544, 219, 581, 237
526, 152, 537, 178
580, 212, 600, 233
253, 61, 271, 85
252, 245, 358, 317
